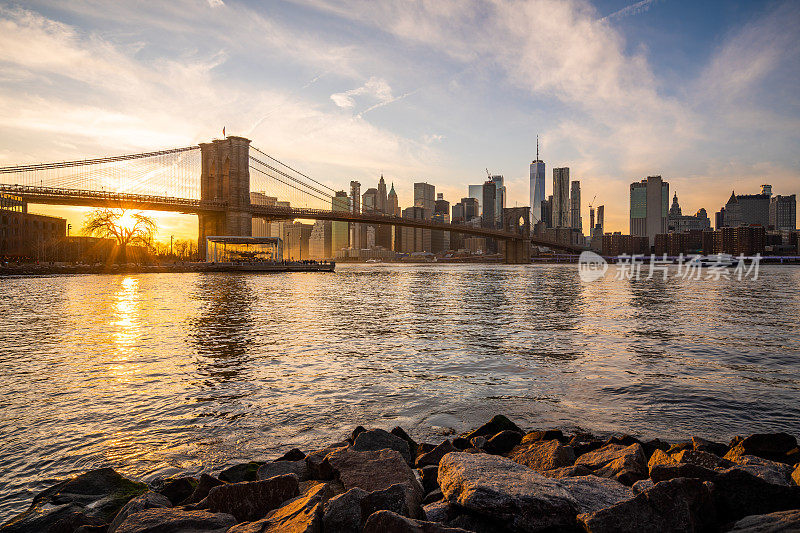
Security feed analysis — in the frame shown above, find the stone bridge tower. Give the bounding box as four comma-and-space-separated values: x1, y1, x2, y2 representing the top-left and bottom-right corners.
502, 206, 531, 264
198, 136, 252, 257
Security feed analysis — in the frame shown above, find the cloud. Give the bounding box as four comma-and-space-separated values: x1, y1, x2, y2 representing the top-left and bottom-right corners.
330, 77, 394, 109
422, 133, 444, 144
601, 0, 663, 22
207, 0, 224, 7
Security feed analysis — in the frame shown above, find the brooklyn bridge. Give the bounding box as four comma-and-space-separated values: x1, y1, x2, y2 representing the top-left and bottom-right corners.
0, 136, 586, 263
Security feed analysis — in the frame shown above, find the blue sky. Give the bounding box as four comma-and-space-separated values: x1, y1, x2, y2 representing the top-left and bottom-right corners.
0, 0, 797, 238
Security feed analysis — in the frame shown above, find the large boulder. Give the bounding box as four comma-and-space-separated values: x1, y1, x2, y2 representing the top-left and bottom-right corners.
483, 431, 523, 455
322, 488, 368, 533
509, 440, 575, 472
710, 468, 800, 524
691, 436, 728, 457
354, 429, 413, 465
559, 475, 632, 514
463, 415, 522, 441
793, 464, 800, 486
1, 467, 147, 533
578, 477, 717, 533
539, 465, 592, 479
647, 449, 678, 474
574, 443, 630, 469
649, 463, 719, 483
154, 476, 197, 505
362, 510, 472, 533
673, 449, 732, 470
256, 459, 308, 482
725, 455, 795, 485
725, 433, 798, 464
391, 427, 419, 459
419, 466, 440, 494
728, 509, 800, 531
416, 440, 457, 468
592, 444, 648, 485
227, 482, 333, 532
196, 474, 299, 522
437, 452, 577, 532
111, 508, 235, 533
181, 473, 225, 505
305, 442, 349, 480
107, 492, 171, 533
360, 483, 423, 521
325, 448, 423, 497
218, 461, 263, 483
520, 430, 564, 445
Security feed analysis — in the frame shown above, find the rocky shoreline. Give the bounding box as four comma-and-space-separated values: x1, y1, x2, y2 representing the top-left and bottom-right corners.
2, 415, 799, 532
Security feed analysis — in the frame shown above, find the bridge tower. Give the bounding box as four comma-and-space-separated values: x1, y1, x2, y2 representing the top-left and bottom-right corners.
198, 136, 252, 257
502, 207, 532, 264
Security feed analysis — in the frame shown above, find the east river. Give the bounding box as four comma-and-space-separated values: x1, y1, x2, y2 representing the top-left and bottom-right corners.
1, 263, 799, 520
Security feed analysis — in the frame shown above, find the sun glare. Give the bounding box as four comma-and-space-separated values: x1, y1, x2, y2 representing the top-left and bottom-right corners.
119, 211, 137, 232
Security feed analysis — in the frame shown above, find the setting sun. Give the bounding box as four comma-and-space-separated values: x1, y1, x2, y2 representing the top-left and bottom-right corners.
119, 211, 138, 232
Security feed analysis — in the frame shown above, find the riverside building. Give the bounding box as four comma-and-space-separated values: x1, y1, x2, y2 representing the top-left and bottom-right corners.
630, 176, 669, 246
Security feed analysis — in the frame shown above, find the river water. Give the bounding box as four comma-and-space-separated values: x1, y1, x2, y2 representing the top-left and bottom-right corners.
1, 263, 799, 520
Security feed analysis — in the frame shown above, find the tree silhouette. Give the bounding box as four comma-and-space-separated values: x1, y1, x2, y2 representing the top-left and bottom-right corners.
82, 208, 157, 264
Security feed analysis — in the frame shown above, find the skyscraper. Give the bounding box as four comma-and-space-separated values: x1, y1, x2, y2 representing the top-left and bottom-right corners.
434, 193, 450, 223
490, 175, 505, 228
331, 191, 349, 252
482, 180, 497, 253
462, 197, 479, 221
362, 188, 378, 213
630, 176, 669, 245
597, 205, 604, 233
468, 184, 483, 215
414, 182, 435, 218
387, 183, 400, 217
570, 180, 581, 231
552, 168, 570, 227
350, 181, 362, 249
770, 194, 796, 230
530, 136, 545, 224
377, 175, 388, 213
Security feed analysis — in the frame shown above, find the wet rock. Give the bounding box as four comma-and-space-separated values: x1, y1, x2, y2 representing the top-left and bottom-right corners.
728, 509, 800, 531
631, 479, 654, 495
322, 487, 368, 533
325, 448, 423, 496
197, 474, 299, 522
416, 440, 457, 468
256, 459, 308, 481
520, 430, 564, 445
354, 429, 413, 465
218, 462, 263, 483
422, 489, 443, 504
509, 439, 575, 472
228, 481, 333, 533
108, 491, 171, 533
153, 476, 197, 506
419, 465, 439, 494
559, 475, 633, 514
725, 433, 798, 464
362, 510, 472, 533
392, 427, 419, 458
578, 477, 716, 533
691, 436, 728, 456
360, 483, 423, 521
111, 508, 235, 533
649, 463, 719, 483
674, 449, 732, 469
181, 473, 224, 505
710, 468, 800, 523
592, 444, 648, 485
647, 449, 678, 473
274, 448, 305, 462
483, 430, 523, 455
0, 467, 146, 533
305, 442, 349, 480
437, 452, 577, 532
724, 455, 795, 486
463, 415, 522, 441
539, 464, 593, 479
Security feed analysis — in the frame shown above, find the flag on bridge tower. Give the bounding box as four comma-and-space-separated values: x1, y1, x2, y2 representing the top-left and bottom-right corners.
222, 127, 226, 137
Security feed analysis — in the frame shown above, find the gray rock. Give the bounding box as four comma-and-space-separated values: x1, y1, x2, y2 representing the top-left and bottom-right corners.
649, 463, 719, 483
631, 479, 654, 495
559, 475, 633, 514
0, 467, 147, 533
325, 448, 423, 497
509, 440, 575, 472
196, 473, 299, 522
354, 429, 414, 465
227, 481, 333, 532
674, 449, 732, 469
437, 452, 577, 532
422, 489, 443, 504
711, 468, 800, 524
108, 491, 171, 533
111, 508, 235, 533
725, 433, 798, 464
256, 459, 308, 481
363, 510, 472, 532
323, 487, 368, 533
154, 476, 197, 506
728, 509, 800, 532
422, 500, 457, 523
305, 442, 349, 480
416, 440, 456, 468
539, 464, 593, 479
691, 436, 728, 456
469, 436, 488, 449
578, 477, 717, 532
361, 483, 424, 521
218, 461, 263, 483
725, 455, 795, 486
463, 415, 522, 441
180, 473, 224, 505
419, 465, 439, 494
483, 430, 523, 455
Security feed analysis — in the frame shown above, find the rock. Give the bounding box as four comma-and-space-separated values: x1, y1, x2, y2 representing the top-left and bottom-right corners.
665, 441, 694, 455
509, 439, 575, 472
197, 474, 299, 522
602, 435, 641, 447
305, 442, 349, 480
674, 449, 732, 469
326, 448, 423, 497
392, 427, 419, 458
181, 473, 224, 505
647, 449, 678, 474
724, 455, 795, 486
227, 482, 333, 533
363, 510, 472, 532
422, 500, 457, 523
154, 476, 197, 506
484, 430, 523, 455
350, 426, 367, 443
469, 436, 488, 449
710, 468, 800, 523
592, 444, 648, 485
354, 429, 413, 465
274, 448, 306, 462
568, 435, 603, 457
422, 489, 443, 504
322, 487, 368, 533
29, 511, 106, 533
73, 525, 108, 533
257, 459, 308, 481
574, 443, 630, 469
578, 477, 716, 533
451, 437, 470, 450
559, 475, 633, 514
462, 447, 487, 454
416, 443, 437, 456
360, 483, 423, 521
641, 439, 670, 457
728, 509, 800, 531
691, 436, 728, 456
419, 466, 439, 494
218, 462, 263, 483
725, 433, 798, 464
108, 492, 171, 533
416, 440, 457, 468
437, 452, 577, 532
463, 415, 522, 441
520, 430, 564, 445
793, 464, 800, 486
539, 465, 593, 478
0, 467, 147, 533
631, 479, 654, 495
649, 463, 719, 483
111, 508, 235, 533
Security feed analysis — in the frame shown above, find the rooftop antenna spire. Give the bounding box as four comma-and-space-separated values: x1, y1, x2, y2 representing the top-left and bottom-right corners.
536, 134, 539, 160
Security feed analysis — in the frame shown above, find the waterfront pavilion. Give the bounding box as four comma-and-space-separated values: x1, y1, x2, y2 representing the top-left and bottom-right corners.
205, 236, 281, 263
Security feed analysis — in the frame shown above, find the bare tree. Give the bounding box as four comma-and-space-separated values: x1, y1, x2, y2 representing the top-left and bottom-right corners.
82, 208, 157, 264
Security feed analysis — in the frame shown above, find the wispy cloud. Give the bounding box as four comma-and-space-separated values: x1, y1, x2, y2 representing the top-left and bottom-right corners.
601, 0, 663, 22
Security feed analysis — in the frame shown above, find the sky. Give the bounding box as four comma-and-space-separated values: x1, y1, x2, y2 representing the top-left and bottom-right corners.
0, 0, 798, 240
